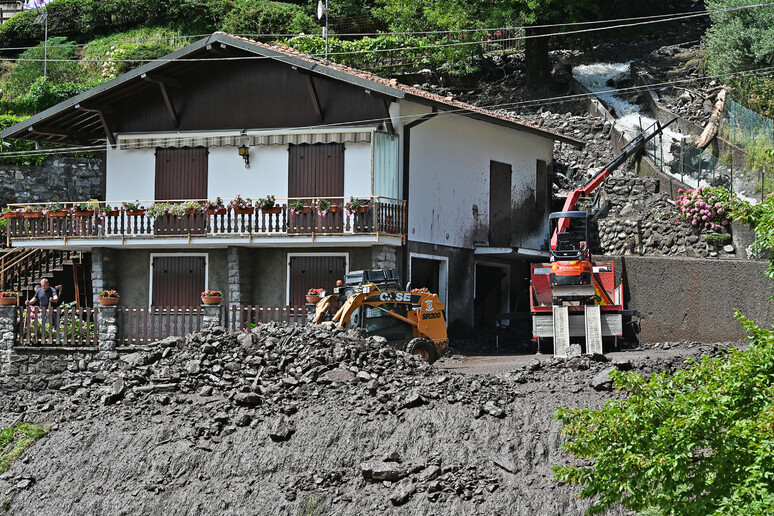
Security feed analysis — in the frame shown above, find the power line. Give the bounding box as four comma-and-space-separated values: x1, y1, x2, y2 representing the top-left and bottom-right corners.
1, 1, 772, 56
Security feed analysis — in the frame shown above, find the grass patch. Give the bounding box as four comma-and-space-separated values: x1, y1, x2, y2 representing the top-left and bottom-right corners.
298, 493, 327, 516
0, 423, 49, 474
1, 493, 13, 512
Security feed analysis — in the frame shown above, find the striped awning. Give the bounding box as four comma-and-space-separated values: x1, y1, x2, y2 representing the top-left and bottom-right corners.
118, 131, 372, 150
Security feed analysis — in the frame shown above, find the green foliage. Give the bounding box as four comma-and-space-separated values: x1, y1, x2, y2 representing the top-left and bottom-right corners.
5, 37, 85, 98
704, 0, 774, 76
81, 28, 188, 80
16, 76, 96, 113
733, 195, 774, 278
744, 134, 774, 174
554, 313, 774, 515
730, 75, 774, 119
0, 423, 48, 474
220, 0, 317, 38
0, 114, 41, 165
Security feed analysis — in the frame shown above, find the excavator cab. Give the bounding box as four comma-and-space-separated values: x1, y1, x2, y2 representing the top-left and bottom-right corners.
548, 211, 594, 302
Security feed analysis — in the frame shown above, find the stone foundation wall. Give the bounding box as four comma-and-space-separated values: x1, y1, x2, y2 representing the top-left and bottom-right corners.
0, 156, 105, 207
0, 347, 101, 391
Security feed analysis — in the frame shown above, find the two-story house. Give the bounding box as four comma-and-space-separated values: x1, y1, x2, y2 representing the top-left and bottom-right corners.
1, 33, 581, 335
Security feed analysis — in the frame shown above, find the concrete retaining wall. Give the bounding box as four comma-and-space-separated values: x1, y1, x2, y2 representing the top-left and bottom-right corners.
609, 255, 774, 343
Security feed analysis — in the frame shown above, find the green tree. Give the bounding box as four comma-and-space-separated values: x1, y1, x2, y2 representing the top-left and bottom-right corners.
704, 0, 774, 75
554, 313, 774, 515
734, 194, 774, 279
219, 0, 317, 38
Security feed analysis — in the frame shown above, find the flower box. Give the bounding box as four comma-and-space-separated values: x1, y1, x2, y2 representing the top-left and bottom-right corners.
48, 210, 69, 217
207, 208, 227, 215
127, 209, 146, 216
3, 211, 20, 219
0, 297, 17, 306
305, 294, 321, 304
74, 210, 94, 216
201, 296, 222, 305
329, 205, 340, 213
103, 210, 120, 217
98, 297, 119, 306
185, 208, 201, 215
234, 207, 254, 215
262, 206, 282, 214
22, 211, 43, 219
357, 206, 368, 213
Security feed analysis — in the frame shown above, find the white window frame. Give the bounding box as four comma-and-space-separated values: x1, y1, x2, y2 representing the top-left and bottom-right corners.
148, 252, 209, 308
408, 252, 449, 324
286, 252, 350, 306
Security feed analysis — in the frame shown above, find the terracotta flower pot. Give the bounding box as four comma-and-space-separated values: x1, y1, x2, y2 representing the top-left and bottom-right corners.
74, 210, 94, 216
104, 210, 120, 217
22, 211, 43, 219
262, 206, 282, 214
0, 297, 17, 306
98, 297, 119, 306
329, 205, 340, 213
207, 208, 227, 215
127, 209, 146, 216
201, 296, 222, 305
48, 210, 69, 217
305, 294, 320, 304
185, 209, 201, 215
3, 211, 20, 219
234, 207, 254, 215
357, 206, 368, 213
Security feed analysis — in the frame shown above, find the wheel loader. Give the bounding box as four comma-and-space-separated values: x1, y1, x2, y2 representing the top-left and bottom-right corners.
312, 268, 448, 363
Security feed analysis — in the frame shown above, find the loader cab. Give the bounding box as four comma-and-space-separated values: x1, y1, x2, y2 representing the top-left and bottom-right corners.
549, 211, 590, 262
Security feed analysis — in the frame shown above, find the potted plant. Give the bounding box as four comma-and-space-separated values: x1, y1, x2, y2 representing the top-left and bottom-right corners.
147, 202, 184, 219
3, 208, 21, 219
98, 204, 119, 218
305, 288, 324, 304
98, 289, 120, 306
345, 197, 368, 215
230, 195, 254, 215
0, 290, 18, 306
204, 197, 226, 215
122, 201, 145, 216
183, 200, 204, 215
201, 289, 223, 305
256, 195, 281, 214
289, 200, 310, 215
73, 202, 95, 216
45, 202, 68, 217
22, 206, 44, 219
315, 198, 332, 216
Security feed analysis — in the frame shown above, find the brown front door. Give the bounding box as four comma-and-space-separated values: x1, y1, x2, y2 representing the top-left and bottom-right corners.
489, 160, 512, 247
151, 255, 206, 307
288, 143, 345, 233
155, 147, 208, 234
288, 255, 346, 307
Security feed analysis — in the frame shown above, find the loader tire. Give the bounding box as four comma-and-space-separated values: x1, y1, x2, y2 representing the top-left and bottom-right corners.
406, 338, 437, 364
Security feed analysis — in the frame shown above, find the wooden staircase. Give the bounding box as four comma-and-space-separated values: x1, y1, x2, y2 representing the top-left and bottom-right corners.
0, 249, 88, 306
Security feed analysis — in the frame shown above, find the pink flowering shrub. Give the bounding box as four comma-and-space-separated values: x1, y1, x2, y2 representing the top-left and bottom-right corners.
675, 186, 734, 231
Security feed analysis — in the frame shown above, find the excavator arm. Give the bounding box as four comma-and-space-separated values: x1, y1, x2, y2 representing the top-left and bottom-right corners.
551, 117, 677, 249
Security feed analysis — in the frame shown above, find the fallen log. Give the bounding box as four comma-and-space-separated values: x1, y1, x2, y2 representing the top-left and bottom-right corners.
695, 88, 726, 149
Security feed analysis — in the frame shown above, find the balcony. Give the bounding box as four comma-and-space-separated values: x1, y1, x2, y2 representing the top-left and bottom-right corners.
5, 196, 406, 249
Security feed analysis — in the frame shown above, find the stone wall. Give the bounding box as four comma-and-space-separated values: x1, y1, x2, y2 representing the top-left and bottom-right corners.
0, 346, 101, 391
0, 155, 105, 207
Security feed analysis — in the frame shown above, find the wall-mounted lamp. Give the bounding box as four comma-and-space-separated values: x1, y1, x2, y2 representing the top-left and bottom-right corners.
238, 143, 250, 168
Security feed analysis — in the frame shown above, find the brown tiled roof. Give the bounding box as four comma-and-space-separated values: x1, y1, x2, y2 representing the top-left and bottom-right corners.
219, 33, 584, 147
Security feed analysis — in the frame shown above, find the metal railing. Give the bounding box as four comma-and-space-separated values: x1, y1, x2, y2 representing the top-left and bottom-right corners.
5, 196, 407, 244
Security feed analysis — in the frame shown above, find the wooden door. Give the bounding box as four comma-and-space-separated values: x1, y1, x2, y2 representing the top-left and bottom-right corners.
288, 143, 345, 233
489, 161, 512, 247
151, 256, 206, 307
155, 147, 208, 234
288, 255, 346, 307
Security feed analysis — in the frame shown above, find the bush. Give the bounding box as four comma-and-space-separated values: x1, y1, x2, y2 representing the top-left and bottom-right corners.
81, 28, 186, 80
15, 76, 96, 112
675, 185, 735, 231
0, 114, 41, 166
5, 37, 85, 98
220, 0, 317, 39
554, 313, 774, 515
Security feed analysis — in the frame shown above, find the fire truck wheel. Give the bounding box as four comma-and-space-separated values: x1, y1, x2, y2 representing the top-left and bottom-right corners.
406, 338, 437, 364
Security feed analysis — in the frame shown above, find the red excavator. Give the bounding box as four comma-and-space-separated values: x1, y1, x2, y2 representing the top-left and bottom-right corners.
530, 118, 676, 356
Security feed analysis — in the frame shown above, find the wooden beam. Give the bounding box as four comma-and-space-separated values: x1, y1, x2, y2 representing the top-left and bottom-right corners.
27, 125, 96, 143
380, 98, 395, 134
142, 73, 179, 128
140, 72, 180, 88
75, 105, 116, 146
74, 103, 116, 115
305, 74, 323, 124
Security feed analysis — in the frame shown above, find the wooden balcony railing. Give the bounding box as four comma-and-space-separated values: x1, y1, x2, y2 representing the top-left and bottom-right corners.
5, 196, 406, 244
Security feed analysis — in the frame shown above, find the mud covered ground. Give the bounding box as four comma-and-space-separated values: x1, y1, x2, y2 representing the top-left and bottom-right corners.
0, 323, 736, 515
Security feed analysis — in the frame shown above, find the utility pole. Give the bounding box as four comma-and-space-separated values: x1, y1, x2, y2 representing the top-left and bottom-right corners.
24, 0, 52, 78
317, 0, 329, 64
